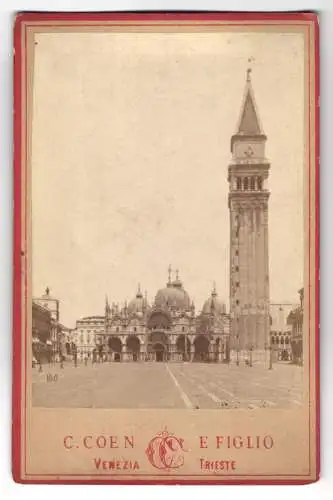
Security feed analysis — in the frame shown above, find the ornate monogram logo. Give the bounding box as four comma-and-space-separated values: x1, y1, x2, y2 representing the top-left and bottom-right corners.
145, 429, 187, 470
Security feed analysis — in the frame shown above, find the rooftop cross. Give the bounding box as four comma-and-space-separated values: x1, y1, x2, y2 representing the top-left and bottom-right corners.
212, 281, 217, 295
168, 264, 172, 283
247, 57, 255, 80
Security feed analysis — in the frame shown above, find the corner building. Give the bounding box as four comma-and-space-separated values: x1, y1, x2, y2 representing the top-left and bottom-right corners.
228, 71, 270, 360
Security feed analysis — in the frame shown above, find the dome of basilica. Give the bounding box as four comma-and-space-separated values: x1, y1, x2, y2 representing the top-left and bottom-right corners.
155, 271, 191, 311
127, 285, 146, 315
202, 286, 226, 315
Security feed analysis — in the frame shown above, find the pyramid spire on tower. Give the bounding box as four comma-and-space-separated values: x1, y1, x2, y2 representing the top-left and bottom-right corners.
234, 67, 264, 137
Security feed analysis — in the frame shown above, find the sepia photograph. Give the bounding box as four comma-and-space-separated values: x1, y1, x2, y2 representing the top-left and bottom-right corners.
13, 12, 318, 484
31, 28, 304, 411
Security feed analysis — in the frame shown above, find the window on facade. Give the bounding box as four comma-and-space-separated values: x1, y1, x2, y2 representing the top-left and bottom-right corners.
80, 334, 84, 343
87, 334, 90, 344
257, 177, 263, 190
235, 266, 239, 272
285, 337, 289, 345
182, 326, 185, 332
244, 177, 249, 190
250, 177, 255, 190
236, 177, 242, 190
134, 327, 137, 333
236, 300, 240, 306
236, 281, 240, 287
235, 249, 239, 256
271, 337, 275, 345
116, 327, 119, 332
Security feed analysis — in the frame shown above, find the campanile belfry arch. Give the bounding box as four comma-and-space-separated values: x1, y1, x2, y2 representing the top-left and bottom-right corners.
228, 69, 270, 358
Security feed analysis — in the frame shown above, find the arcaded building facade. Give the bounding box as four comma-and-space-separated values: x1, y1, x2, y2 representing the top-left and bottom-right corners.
93, 270, 230, 363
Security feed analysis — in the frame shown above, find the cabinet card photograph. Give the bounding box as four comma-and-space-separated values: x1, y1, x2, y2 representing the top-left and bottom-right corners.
12, 12, 319, 484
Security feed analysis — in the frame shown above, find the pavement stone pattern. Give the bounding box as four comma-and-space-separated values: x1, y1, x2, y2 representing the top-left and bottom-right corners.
32, 361, 304, 410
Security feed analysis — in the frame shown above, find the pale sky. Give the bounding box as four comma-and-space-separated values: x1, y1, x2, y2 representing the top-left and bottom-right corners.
31, 30, 305, 328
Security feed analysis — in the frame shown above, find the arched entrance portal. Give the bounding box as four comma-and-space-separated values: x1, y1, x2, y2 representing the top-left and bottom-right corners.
176, 335, 191, 361
194, 335, 210, 362
153, 342, 166, 362
108, 336, 122, 362
147, 310, 172, 331
148, 330, 169, 362
126, 335, 140, 361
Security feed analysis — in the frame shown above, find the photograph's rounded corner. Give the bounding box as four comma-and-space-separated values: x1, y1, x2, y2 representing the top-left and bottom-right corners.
11, 466, 24, 485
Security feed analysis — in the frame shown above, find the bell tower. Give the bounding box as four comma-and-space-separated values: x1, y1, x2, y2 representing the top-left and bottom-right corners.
228, 69, 270, 360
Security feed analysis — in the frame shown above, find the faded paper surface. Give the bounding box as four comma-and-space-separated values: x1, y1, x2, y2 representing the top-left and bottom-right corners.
19, 19, 317, 482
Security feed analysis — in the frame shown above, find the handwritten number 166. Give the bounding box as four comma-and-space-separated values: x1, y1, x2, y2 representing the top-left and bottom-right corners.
46, 373, 58, 382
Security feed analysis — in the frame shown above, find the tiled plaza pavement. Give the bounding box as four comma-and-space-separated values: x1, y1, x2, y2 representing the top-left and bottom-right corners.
32, 361, 304, 409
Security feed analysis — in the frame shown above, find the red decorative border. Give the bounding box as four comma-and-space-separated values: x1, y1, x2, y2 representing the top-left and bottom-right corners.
12, 11, 320, 485
12, 10, 23, 485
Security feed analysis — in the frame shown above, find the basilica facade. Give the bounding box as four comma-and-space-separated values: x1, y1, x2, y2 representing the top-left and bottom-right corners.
89, 270, 230, 363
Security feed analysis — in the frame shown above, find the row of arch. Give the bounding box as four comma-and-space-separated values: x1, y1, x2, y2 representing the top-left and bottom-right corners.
105, 334, 227, 362
236, 176, 263, 191
271, 335, 290, 346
